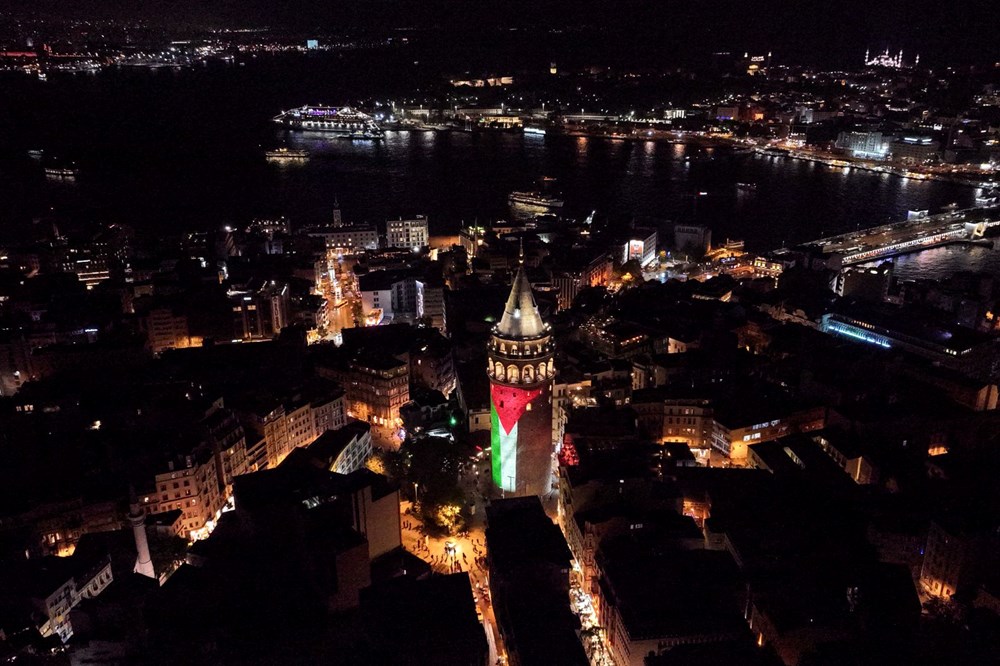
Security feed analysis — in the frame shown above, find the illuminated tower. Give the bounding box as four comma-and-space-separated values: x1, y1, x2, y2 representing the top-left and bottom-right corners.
487, 251, 555, 496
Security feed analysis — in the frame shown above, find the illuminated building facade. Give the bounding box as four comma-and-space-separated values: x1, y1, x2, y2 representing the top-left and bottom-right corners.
835, 130, 890, 159
487, 254, 555, 496
386, 215, 429, 250
620, 228, 658, 266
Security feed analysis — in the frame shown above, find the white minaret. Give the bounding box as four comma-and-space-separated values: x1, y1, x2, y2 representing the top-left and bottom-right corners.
129, 492, 155, 579
332, 197, 343, 227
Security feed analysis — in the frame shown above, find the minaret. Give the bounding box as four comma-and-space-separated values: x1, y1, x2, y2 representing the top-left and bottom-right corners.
487, 244, 555, 496
129, 491, 155, 579
332, 197, 343, 227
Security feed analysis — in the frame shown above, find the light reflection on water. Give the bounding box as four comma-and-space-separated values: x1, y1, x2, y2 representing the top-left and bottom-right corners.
273, 130, 978, 251
862, 242, 1000, 281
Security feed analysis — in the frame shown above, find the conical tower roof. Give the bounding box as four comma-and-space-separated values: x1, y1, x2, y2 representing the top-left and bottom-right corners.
496, 264, 546, 339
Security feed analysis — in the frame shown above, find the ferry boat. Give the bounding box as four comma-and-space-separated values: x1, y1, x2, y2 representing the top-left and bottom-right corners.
508, 191, 565, 210
44, 164, 80, 180
338, 130, 382, 141
975, 192, 998, 206
273, 105, 382, 137
265, 147, 309, 162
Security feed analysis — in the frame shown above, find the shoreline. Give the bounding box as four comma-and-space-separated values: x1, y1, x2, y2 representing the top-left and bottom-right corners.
384, 122, 997, 190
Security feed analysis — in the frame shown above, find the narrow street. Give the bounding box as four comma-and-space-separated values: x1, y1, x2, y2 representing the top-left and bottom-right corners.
399, 453, 508, 664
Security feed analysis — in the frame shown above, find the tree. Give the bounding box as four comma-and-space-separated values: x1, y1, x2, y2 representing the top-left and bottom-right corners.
398, 435, 470, 536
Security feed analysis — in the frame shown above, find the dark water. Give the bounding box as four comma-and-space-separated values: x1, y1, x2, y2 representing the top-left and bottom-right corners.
0, 58, 987, 253
863, 244, 1000, 282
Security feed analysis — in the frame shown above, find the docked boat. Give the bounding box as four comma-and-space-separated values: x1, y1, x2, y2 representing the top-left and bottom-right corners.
338, 130, 381, 141
508, 191, 565, 210
265, 147, 309, 162
273, 105, 382, 138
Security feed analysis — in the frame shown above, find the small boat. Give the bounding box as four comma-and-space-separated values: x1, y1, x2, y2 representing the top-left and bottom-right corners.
736, 182, 758, 192
265, 147, 309, 162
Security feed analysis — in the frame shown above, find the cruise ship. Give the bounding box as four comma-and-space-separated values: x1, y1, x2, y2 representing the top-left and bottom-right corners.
273, 106, 382, 138
508, 191, 564, 210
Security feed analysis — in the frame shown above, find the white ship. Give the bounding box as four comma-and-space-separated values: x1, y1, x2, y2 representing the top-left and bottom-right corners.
508, 191, 564, 210
273, 105, 382, 138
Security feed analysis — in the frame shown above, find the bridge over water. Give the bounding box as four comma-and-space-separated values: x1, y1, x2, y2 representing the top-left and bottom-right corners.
793, 204, 1000, 268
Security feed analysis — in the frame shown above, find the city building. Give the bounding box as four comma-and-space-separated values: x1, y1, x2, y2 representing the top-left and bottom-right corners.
358, 270, 425, 325
142, 450, 228, 541
551, 251, 613, 311
142, 307, 192, 353
0, 552, 114, 643
621, 228, 658, 267
485, 497, 587, 666
891, 136, 940, 163
319, 353, 410, 428
229, 281, 291, 340
359, 573, 489, 666
386, 215, 429, 250
306, 421, 374, 474
598, 545, 745, 666
820, 307, 999, 378
835, 130, 890, 159
711, 403, 826, 462
674, 224, 712, 256
631, 390, 714, 454
421, 277, 447, 331
309, 224, 380, 251
487, 252, 556, 496
919, 515, 998, 599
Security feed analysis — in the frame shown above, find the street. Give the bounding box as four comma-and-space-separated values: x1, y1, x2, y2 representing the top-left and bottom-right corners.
398, 453, 508, 664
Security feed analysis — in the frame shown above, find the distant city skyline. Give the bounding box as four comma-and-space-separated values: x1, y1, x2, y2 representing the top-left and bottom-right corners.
4, 0, 999, 66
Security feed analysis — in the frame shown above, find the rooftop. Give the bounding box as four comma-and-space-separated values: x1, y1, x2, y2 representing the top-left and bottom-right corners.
360, 573, 487, 665
600, 541, 745, 641
495, 264, 547, 339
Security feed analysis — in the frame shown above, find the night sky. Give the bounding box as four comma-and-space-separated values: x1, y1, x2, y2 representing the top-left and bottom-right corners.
7, 0, 1000, 67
